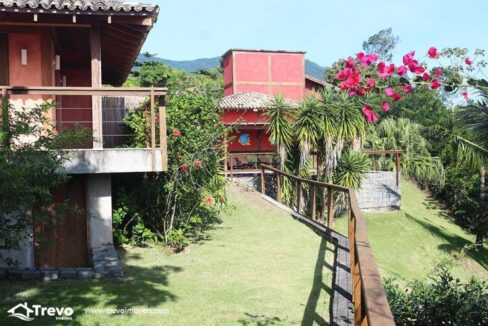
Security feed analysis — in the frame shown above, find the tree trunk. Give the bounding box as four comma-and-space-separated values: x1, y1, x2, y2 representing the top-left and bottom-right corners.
475, 233, 484, 245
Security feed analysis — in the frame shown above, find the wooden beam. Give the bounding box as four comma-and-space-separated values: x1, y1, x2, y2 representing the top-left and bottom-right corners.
90, 25, 103, 149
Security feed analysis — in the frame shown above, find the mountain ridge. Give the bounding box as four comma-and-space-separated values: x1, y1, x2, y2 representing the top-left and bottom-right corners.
137, 55, 325, 80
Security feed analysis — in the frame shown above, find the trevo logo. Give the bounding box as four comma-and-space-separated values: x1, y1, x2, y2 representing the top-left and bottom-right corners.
7, 302, 73, 322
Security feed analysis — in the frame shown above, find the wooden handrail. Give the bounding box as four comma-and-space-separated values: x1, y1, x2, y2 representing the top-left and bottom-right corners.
226, 151, 277, 179
260, 164, 395, 326
0, 86, 168, 171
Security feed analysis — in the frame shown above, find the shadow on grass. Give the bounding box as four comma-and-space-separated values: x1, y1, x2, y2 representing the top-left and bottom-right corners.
0, 247, 181, 325
238, 313, 284, 325
405, 212, 488, 271
301, 236, 333, 326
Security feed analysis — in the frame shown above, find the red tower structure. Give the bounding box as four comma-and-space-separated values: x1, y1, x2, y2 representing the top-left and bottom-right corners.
220, 49, 327, 173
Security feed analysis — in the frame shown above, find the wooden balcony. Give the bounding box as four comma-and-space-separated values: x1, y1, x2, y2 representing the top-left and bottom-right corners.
0, 86, 168, 173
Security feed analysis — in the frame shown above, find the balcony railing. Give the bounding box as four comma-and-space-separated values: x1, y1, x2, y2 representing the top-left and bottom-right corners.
260, 164, 395, 326
225, 151, 277, 178
0, 86, 167, 171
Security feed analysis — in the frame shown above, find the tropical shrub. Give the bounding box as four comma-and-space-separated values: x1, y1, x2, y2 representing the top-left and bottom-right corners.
0, 100, 89, 265
366, 118, 445, 188
385, 266, 488, 325
115, 90, 229, 250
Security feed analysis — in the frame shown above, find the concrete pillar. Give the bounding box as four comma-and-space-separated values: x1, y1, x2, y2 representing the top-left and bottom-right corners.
85, 174, 112, 248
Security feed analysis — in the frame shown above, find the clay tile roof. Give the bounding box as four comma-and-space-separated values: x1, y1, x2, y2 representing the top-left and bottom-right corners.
0, 0, 157, 14
219, 92, 299, 110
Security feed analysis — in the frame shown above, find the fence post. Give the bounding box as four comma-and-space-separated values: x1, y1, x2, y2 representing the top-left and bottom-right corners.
311, 184, 316, 220
327, 189, 335, 228
296, 180, 301, 214
260, 166, 265, 194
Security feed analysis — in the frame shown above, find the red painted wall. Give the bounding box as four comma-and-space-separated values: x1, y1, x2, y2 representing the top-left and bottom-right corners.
305, 78, 325, 97
223, 50, 305, 101
221, 109, 269, 125
222, 50, 306, 152
227, 129, 275, 152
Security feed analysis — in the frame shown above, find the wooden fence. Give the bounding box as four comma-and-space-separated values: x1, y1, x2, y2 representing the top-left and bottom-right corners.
260, 164, 395, 326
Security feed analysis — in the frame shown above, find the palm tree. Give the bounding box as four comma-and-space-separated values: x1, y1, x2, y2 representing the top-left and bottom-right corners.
294, 96, 322, 211
455, 88, 488, 244
265, 96, 295, 170
317, 89, 366, 182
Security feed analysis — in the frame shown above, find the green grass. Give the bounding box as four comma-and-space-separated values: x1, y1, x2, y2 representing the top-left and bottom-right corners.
0, 184, 334, 325
335, 180, 488, 282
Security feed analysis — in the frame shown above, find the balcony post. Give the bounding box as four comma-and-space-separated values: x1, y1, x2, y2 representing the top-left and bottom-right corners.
90, 25, 103, 149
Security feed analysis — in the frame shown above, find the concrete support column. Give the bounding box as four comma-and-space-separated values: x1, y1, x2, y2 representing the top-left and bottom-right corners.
85, 174, 112, 248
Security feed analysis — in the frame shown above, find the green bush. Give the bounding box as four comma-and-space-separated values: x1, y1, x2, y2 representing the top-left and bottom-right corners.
114, 90, 229, 251
384, 266, 488, 325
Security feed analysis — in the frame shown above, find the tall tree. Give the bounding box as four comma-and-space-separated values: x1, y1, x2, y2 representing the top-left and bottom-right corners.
265, 96, 295, 170
362, 28, 399, 61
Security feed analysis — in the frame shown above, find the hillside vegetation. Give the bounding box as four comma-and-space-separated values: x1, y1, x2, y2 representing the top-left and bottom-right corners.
335, 181, 488, 282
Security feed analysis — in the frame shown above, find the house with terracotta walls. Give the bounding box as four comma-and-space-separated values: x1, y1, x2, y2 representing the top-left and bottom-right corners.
220, 49, 327, 172
0, 0, 166, 277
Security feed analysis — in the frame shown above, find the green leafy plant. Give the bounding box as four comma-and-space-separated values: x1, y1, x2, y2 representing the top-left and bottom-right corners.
385, 266, 488, 325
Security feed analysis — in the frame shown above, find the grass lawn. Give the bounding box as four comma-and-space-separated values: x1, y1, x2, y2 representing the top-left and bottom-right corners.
335, 180, 488, 282
0, 184, 334, 325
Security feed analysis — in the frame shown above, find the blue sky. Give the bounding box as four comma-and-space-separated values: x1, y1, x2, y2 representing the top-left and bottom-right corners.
143, 0, 487, 66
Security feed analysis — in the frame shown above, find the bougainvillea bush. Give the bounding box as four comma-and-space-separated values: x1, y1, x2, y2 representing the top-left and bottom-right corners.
116, 91, 229, 251
331, 47, 487, 123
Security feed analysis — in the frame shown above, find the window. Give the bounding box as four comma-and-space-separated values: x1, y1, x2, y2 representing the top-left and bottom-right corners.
0, 34, 8, 85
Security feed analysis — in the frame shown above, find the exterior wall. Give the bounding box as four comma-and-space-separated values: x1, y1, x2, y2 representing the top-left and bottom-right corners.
221, 109, 269, 125
223, 50, 305, 101
223, 52, 233, 96
0, 224, 34, 268
305, 78, 325, 97
227, 129, 275, 152
356, 172, 401, 212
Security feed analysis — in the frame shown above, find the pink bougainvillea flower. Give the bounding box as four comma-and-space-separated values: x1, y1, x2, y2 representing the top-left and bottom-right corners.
194, 160, 203, 168
403, 85, 413, 93
403, 51, 415, 65
367, 78, 376, 87
356, 88, 367, 96
465, 57, 473, 65
344, 57, 355, 68
385, 88, 395, 97
430, 79, 441, 90
462, 91, 469, 100
408, 60, 419, 73
357, 52, 378, 67
393, 93, 403, 102
422, 72, 430, 81
397, 65, 407, 76
362, 105, 378, 123
435, 67, 442, 78
172, 129, 181, 137
414, 65, 425, 75
381, 102, 391, 112
181, 163, 188, 171
203, 195, 215, 206
427, 47, 439, 59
